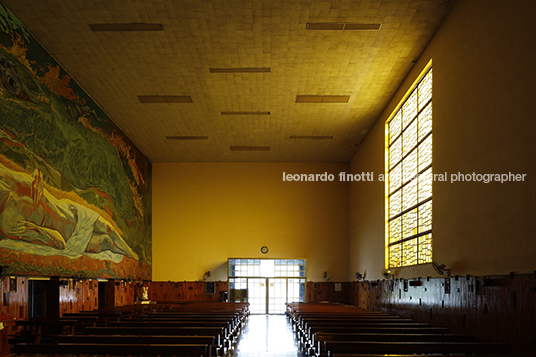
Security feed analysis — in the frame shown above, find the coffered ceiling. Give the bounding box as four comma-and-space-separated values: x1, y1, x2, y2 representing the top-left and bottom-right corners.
2, 0, 455, 162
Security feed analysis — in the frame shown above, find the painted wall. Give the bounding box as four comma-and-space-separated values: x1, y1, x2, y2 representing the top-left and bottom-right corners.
152, 162, 350, 282
349, 0, 536, 280
0, 4, 152, 280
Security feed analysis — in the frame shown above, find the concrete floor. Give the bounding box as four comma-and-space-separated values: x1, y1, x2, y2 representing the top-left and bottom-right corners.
233, 315, 302, 357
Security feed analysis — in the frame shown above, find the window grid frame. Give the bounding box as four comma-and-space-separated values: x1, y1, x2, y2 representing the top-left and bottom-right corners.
387, 66, 433, 268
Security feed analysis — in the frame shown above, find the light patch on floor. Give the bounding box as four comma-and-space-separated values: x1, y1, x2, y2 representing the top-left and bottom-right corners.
234, 315, 301, 357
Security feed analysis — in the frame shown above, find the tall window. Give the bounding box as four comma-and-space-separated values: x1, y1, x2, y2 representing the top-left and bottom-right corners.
387, 65, 432, 268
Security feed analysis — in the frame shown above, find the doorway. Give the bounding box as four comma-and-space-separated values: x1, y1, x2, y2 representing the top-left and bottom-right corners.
28, 279, 48, 318
98, 281, 107, 309
228, 259, 306, 314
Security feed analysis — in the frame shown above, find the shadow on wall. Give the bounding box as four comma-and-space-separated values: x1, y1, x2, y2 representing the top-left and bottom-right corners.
205, 262, 228, 282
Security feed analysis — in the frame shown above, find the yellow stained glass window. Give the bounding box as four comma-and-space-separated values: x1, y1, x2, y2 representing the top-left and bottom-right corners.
387, 66, 432, 268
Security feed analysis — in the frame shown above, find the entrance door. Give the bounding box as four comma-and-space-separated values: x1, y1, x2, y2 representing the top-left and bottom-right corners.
228, 259, 306, 314
247, 278, 289, 314
268, 278, 286, 314
242, 277, 306, 314
247, 278, 267, 314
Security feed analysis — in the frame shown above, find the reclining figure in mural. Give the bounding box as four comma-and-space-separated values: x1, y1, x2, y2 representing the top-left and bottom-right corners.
0, 163, 138, 261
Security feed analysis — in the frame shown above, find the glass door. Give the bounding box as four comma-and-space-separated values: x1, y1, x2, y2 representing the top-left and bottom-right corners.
228, 258, 306, 314
247, 278, 267, 314
268, 278, 286, 314
288, 278, 306, 304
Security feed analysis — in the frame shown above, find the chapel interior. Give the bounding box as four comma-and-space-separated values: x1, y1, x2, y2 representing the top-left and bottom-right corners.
0, 0, 535, 355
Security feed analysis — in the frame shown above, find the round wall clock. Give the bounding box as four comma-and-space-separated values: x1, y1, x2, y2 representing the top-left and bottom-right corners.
260, 246, 269, 254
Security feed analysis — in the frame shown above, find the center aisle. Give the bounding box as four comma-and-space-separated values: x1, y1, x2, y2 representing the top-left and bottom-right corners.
233, 315, 302, 357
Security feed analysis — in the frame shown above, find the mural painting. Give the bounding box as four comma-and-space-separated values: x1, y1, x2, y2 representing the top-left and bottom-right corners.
0, 4, 151, 280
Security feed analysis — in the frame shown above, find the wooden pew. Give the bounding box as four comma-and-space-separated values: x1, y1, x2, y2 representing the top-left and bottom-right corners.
297, 317, 416, 340
127, 315, 242, 339
290, 311, 392, 327
59, 315, 99, 328
15, 342, 210, 356
310, 325, 449, 335
294, 316, 410, 329
46, 334, 217, 345
320, 340, 512, 356
331, 355, 520, 357
313, 332, 475, 356
288, 302, 513, 356
288, 305, 407, 344
128, 315, 241, 327
287, 302, 448, 353
294, 314, 400, 325
145, 312, 244, 324
63, 311, 124, 325
14, 319, 77, 344
317, 332, 475, 342
84, 326, 226, 354
106, 320, 230, 328
84, 325, 226, 337
149, 303, 249, 333
44, 334, 222, 356
302, 321, 432, 350
162, 302, 249, 314
12, 302, 248, 356
104, 320, 231, 342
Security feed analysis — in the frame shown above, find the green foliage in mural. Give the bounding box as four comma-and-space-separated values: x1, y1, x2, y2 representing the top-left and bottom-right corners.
0, 3, 151, 279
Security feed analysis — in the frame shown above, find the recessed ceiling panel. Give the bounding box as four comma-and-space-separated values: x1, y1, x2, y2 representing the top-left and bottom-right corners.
89, 23, 164, 31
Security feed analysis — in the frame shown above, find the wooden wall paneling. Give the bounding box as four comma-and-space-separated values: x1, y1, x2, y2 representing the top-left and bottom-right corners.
77, 281, 87, 312
148, 281, 229, 302
328, 282, 339, 302
92, 280, 99, 310
171, 282, 183, 301
316, 282, 328, 302
306, 282, 315, 302
59, 279, 76, 315
104, 280, 116, 309
152, 281, 182, 301
170, 282, 180, 301
152, 282, 171, 301
329, 282, 337, 302
312, 282, 321, 302
177, 282, 187, 301
116, 280, 124, 306
196, 282, 209, 301
147, 281, 155, 301
120, 281, 135, 306
312, 282, 328, 302
521, 275, 536, 351
329, 282, 351, 303
0, 276, 28, 320
184, 282, 197, 301
214, 281, 228, 302
115, 281, 123, 306
303, 282, 352, 303
59, 278, 109, 315
353, 273, 536, 354
149, 281, 161, 300
87, 279, 98, 311
148, 281, 156, 300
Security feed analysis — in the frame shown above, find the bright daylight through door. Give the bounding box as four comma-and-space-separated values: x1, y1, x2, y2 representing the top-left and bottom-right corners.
228, 259, 306, 314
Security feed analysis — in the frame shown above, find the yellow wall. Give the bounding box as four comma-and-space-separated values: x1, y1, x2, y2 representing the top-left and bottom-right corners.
349, 0, 536, 280
153, 162, 350, 281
